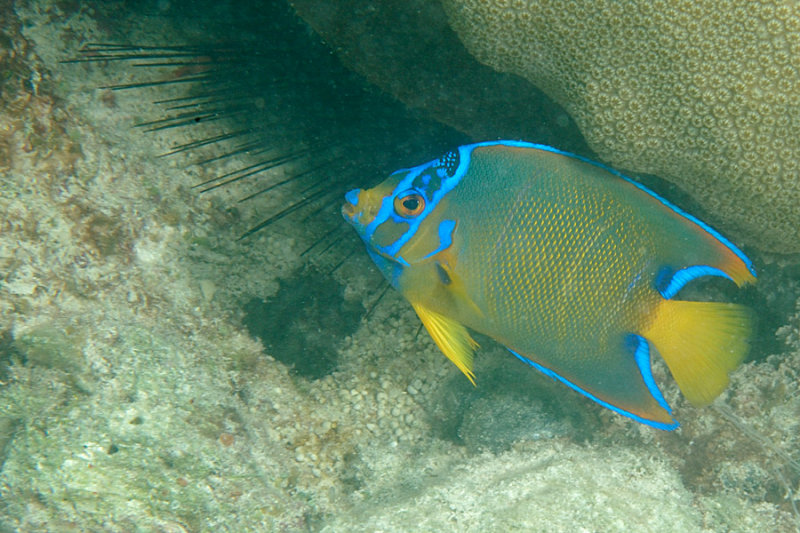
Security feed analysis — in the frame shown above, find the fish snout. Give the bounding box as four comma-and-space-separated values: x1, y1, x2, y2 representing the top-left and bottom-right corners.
342, 189, 361, 222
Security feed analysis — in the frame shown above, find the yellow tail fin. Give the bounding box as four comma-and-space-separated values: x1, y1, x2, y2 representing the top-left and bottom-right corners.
642, 300, 754, 406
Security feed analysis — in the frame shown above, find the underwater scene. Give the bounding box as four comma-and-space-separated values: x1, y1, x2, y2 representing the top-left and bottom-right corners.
1, 0, 800, 531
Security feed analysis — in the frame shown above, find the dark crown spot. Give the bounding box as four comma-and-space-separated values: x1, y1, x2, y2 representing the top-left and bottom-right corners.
439, 150, 459, 177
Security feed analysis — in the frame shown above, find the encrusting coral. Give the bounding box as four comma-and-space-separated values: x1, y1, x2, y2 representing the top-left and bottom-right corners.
439, 0, 799, 252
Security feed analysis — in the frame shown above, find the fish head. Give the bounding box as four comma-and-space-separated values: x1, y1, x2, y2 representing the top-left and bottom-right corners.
343, 148, 465, 286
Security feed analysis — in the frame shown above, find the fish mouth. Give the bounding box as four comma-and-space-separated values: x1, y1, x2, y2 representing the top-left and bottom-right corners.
342, 203, 358, 223
342, 188, 361, 223
341, 203, 356, 222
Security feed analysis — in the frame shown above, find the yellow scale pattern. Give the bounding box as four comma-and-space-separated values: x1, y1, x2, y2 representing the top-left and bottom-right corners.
470, 174, 658, 368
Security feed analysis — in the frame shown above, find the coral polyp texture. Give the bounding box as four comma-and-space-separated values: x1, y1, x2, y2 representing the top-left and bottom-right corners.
441, 0, 800, 252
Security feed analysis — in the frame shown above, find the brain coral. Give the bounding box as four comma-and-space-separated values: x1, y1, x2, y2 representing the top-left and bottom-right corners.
441, 0, 800, 252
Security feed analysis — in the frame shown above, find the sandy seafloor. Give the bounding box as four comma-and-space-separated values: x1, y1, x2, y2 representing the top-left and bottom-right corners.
1, 1, 800, 531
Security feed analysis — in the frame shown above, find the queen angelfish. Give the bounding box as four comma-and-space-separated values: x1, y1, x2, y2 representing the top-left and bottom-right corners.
342, 141, 756, 429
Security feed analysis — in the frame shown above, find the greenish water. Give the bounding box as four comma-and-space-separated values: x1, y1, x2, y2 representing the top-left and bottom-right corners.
0, 1, 798, 531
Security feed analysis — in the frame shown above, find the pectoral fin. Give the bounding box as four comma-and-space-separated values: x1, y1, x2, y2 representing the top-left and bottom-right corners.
411, 301, 478, 385
434, 259, 483, 319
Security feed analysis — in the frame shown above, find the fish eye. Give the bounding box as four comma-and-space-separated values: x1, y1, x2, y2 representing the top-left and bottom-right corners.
394, 192, 425, 218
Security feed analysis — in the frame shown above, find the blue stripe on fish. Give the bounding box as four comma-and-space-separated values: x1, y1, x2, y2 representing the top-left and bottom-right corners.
655, 265, 734, 300
627, 334, 671, 411
345, 188, 360, 207
421, 219, 456, 260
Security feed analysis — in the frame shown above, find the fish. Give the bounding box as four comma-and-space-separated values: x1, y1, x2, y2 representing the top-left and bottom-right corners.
342, 140, 756, 430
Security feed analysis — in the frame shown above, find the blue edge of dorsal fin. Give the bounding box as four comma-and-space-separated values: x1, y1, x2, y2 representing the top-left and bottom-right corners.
471, 140, 756, 279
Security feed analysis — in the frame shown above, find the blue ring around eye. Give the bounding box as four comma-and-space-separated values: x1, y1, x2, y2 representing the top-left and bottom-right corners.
396, 189, 424, 200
